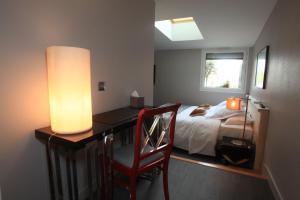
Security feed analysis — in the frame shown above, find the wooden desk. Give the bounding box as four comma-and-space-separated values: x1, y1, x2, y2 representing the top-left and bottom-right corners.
93, 107, 143, 144
36, 122, 112, 200
35, 106, 146, 200
93, 106, 152, 132
36, 122, 112, 150
93, 107, 141, 125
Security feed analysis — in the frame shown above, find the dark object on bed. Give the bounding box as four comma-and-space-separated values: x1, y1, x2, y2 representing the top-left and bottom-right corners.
130, 96, 144, 108
189, 104, 211, 116
199, 104, 211, 108
190, 107, 206, 116
215, 136, 255, 169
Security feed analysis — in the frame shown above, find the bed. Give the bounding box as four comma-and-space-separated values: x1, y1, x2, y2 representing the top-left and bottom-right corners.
164, 96, 269, 171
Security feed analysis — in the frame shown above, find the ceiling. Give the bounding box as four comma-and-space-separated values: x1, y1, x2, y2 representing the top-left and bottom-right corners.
155, 0, 277, 50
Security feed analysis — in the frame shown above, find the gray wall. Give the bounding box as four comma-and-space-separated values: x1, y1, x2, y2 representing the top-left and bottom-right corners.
154, 49, 253, 106
249, 0, 300, 199
0, 0, 154, 199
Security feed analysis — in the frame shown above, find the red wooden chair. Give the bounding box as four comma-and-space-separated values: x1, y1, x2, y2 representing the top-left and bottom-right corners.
112, 103, 181, 200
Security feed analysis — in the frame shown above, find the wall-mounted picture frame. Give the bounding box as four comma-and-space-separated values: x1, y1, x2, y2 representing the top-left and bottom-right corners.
255, 45, 269, 89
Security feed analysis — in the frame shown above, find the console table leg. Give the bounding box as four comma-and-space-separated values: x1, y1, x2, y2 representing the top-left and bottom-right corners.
45, 143, 56, 200
105, 134, 114, 200
71, 153, 79, 200
94, 145, 101, 200
86, 147, 93, 200
66, 151, 74, 200
54, 146, 63, 200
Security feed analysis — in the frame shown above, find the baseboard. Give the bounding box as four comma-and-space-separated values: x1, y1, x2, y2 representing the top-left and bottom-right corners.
264, 164, 284, 200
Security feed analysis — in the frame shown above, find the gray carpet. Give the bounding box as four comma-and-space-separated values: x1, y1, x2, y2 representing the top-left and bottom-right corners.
113, 158, 274, 200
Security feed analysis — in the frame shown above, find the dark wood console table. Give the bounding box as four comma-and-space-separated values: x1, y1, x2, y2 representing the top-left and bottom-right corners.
35, 106, 147, 200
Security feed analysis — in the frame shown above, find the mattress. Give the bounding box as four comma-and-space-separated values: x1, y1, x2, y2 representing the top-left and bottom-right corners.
173, 106, 221, 156
218, 122, 253, 140
161, 103, 254, 156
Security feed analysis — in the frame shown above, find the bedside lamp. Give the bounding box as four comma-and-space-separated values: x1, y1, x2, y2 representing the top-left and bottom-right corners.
226, 96, 249, 146
226, 97, 241, 110
46, 46, 92, 134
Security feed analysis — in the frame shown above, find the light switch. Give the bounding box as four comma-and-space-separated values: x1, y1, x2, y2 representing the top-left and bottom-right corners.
98, 81, 106, 91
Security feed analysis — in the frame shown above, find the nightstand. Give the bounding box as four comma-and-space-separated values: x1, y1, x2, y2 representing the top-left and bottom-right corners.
215, 136, 255, 169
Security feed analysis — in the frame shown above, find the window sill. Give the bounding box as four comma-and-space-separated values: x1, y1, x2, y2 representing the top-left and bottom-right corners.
199, 87, 245, 94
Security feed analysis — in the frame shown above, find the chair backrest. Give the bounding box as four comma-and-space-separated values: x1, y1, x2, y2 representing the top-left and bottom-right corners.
132, 103, 181, 169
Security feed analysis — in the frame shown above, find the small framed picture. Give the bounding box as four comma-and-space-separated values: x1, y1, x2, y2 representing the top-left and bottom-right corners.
255, 46, 269, 89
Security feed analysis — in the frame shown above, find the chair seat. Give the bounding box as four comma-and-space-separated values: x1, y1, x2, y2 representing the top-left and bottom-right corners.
114, 143, 164, 168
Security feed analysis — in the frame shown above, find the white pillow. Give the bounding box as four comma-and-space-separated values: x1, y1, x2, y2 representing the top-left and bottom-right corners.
204, 103, 243, 120
224, 115, 254, 125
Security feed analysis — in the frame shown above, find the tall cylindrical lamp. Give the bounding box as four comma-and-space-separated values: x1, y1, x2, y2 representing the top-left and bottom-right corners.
46, 46, 92, 134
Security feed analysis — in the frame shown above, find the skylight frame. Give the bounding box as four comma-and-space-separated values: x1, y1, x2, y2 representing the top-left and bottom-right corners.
155, 17, 204, 42
171, 17, 194, 24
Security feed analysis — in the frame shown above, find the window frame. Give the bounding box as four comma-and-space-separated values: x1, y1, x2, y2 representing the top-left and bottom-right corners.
200, 48, 249, 93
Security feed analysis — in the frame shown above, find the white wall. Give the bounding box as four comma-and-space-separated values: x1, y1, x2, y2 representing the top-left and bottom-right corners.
0, 0, 154, 199
249, 0, 300, 199
154, 49, 253, 106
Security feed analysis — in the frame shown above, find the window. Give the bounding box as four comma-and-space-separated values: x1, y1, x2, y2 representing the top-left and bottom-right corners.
200, 49, 248, 93
155, 17, 203, 41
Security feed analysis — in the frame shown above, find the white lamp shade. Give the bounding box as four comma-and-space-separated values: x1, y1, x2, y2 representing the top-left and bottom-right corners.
46, 46, 92, 134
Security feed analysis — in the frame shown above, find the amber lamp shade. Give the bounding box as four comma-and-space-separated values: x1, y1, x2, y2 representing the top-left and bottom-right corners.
226, 97, 242, 110
46, 46, 92, 134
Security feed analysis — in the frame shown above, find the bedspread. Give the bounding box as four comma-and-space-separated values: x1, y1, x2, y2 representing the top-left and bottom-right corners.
173, 106, 221, 156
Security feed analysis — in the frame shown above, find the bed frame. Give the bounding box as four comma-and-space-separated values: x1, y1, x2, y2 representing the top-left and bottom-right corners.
248, 96, 270, 171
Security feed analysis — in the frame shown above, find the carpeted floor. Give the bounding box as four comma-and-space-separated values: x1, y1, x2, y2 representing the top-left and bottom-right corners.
113, 158, 274, 200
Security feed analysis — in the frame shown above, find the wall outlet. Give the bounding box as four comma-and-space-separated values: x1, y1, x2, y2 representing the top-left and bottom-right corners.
98, 81, 106, 91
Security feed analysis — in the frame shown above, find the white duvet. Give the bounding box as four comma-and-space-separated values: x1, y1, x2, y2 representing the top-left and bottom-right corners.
173, 106, 221, 156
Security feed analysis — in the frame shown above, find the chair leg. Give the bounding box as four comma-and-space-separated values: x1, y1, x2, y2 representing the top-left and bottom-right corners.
163, 163, 170, 200
129, 177, 137, 200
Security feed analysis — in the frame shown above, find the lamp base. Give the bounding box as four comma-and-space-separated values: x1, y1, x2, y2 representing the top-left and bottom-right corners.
52, 127, 92, 135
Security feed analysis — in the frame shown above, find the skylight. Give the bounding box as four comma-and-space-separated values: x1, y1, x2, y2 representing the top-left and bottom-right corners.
155, 17, 203, 41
